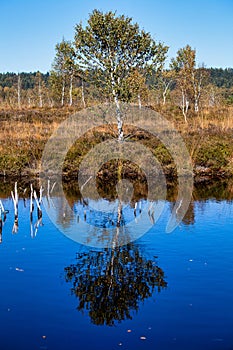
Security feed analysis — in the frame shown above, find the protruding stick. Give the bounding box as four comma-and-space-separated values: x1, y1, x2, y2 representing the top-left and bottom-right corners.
14, 182, 18, 206
11, 187, 19, 233
0, 200, 8, 222
39, 186, 43, 205
30, 189, 34, 222
34, 190, 42, 219
0, 221, 2, 243
11, 182, 18, 224
134, 202, 137, 217
0, 200, 4, 213
0, 206, 2, 240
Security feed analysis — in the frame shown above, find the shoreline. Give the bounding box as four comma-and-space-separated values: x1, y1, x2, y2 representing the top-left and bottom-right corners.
0, 166, 232, 184
1, 172, 233, 204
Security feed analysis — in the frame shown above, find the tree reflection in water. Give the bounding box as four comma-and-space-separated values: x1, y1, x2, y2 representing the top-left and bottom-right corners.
64, 244, 167, 326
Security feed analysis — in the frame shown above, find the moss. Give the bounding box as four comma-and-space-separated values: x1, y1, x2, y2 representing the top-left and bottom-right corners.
153, 144, 173, 166
195, 139, 232, 170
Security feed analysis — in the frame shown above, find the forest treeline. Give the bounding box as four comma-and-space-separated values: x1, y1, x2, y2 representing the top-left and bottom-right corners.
0, 67, 233, 110
1, 68, 233, 89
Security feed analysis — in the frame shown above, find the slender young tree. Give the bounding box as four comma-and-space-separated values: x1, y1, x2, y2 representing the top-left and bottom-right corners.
51, 39, 76, 106
35, 71, 44, 107
126, 69, 149, 108
192, 65, 209, 113
171, 45, 208, 121
170, 45, 195, 122
74, 10, 168, 141
159, 70, 174, 105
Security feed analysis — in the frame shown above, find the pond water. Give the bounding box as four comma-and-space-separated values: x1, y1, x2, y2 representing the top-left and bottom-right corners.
0, 180, 233, 350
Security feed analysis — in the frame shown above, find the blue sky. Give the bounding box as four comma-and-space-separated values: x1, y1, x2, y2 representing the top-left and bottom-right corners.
0, 0, 232, 72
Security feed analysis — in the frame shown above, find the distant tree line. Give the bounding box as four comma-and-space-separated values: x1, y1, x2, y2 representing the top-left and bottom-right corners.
1, 68, 233, 91
0, 72, 49, 89
208, 68, 233, 88
0, 67, 232, 110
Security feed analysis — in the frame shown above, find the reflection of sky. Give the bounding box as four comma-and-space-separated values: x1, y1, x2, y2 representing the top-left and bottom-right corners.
194, 200, 233, 223
73, 199, 148, 228
1, 196, 233, 349
44, 196, 166, 248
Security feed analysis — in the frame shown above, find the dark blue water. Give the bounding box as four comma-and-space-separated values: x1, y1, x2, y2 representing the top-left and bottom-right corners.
1, 186, 233, 350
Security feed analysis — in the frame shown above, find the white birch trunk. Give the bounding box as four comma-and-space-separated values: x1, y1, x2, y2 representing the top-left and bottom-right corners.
194, 100, 199, 113
109, 54, 124, 141
181, 89, 188, 123
38, 79, 43, 107
138, 94, 142, 109
17, 74, 21, 109
110, 73, 123, 141
61, 78, 65, 107
162, 80, 171, 105
115, 94, 123, 141
69, 74, 73, 106
81, 79, 86, 108
192, 71, 203, 113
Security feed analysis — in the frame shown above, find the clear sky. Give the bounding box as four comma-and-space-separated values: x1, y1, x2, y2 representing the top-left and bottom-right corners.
0, 0, 232, 73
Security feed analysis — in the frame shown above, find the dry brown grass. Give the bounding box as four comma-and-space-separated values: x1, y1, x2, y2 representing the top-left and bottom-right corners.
189, 107, 233, 131
0, 107, 78, 175
0, 105, 233, 178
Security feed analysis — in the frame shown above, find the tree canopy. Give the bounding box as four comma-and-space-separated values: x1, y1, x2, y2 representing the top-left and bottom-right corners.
74, 10, 168, 102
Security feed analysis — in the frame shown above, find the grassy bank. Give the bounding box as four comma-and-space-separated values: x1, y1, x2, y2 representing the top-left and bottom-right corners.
0, 105, 233, 182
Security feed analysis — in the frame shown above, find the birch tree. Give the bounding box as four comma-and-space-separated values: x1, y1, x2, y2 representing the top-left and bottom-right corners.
35, 71, 45, 107
74, 10, 168, 141
159, 70, 174, 105
192, 65, 209, 112
171, 45, 208, 121
51, 39, 76, 106
170, 45, 195, 122
126, 69, 148, 108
